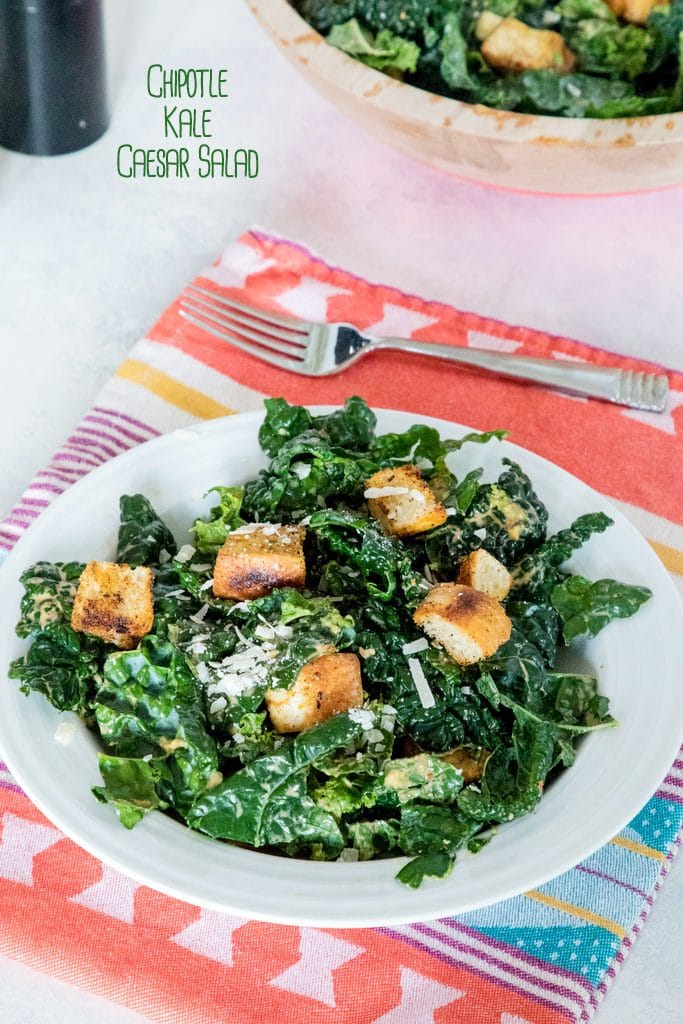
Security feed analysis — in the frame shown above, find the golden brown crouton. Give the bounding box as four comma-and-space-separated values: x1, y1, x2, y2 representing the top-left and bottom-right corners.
365, 465, 447, 538
413, 583, 512, 666
213, 524, 306, 600
606, 0, 657, 22
71, 561, 154, 649
439, 745, 491, 784
456, 549, 512, 601
265, 652, 363, 733
481, 18, 576, 73
475, 11, 503, 40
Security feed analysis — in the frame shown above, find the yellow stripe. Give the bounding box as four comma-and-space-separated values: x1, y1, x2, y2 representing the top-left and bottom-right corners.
610, 835, 666, 862
524, 890, 627, 939
648, 539, 683, 577
116, 359, 234, 420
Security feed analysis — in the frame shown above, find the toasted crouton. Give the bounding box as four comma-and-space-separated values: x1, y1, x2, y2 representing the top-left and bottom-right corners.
456, 549, 512, 601
439, 745, 490, 783
481, 18, 576, 73
365, 465, 447, 538
413, 583, 511, 666
606, 0, 657, 22
265, 652, 363, 733
71, 561, 154, 649
213, 524, 306, 600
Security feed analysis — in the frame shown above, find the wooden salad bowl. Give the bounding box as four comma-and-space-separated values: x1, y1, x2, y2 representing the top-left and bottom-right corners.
248, 0, 683, 195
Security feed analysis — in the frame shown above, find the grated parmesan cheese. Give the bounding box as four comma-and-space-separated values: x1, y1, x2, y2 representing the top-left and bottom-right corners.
189, 603, 210, 624
54, 720, 77, 745
402, 638, 429, 656
175, 544, 195, 563
364, 486, 410, 499
407, 657, 436, 709
348, 707, 376, 730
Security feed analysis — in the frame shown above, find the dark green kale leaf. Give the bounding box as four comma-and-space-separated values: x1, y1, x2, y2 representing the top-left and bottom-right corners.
192, 486, 244, 554
439, 9, 476, 90
353, 0, 436, 36
506, 601, 560, 667
258, 397, 315, 457
327, 19, 421, 73
457, 717, 555, 823
94, 636, 219, 813
511, 511, 613, 599
93, 753, 167, 828
116, 494, 177, 566
551, 575, 652, 643
395, 804, 481, 887
187, 712, 368, 852
373, 753, 464, 806
313, 395, 378, 450
308, 509, 404, 601
427, 459, 548, 572
512, 71, 636, 117
15, 561, 84, 638
10, 560, 102, 716
9, 622, 100, 715
347, 818, 400, 859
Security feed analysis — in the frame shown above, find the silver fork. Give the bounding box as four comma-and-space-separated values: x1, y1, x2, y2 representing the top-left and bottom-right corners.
179, 285, 668, 413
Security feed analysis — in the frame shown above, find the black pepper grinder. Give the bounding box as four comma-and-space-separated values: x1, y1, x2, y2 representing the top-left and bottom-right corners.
0, 0, 109, 155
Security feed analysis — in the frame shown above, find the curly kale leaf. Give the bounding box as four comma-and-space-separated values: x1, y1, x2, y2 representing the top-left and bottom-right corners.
14, 561, 84, 638
347, 818, 400, 859
93, 753, 168, 828
192, 486, 244, 554
457, 717, 555, 823
10, 561, 102, 715
511, 511, 613, 599
568, 19, 653, 80
116, 494, 177, 566
94, 636, 218, 813
187, 712, 368, 852
9, 622, 100, 715
328, 18, 421, 72
396, 804, 481, 887
551, 575, 652, 643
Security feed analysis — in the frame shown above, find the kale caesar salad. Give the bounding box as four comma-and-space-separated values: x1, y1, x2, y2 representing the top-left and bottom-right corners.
292, 0, 683, 117
10, 398, 652, 887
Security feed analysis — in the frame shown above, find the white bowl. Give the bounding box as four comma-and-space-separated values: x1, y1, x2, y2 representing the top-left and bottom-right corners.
0, 408, 681, 926
249, 0, 683, 195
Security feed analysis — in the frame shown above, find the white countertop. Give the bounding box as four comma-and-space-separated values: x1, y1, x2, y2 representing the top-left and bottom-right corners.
0, 0, 681, 1020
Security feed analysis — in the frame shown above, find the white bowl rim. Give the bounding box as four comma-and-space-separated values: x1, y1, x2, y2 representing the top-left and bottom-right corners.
0, 406, 681, 927
249, 0, 683, 146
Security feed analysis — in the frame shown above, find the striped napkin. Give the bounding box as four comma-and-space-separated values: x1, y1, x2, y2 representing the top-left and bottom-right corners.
0, 229, 681, 1024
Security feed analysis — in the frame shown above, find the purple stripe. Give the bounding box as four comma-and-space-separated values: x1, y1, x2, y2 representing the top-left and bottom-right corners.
18, 497, 51, 509
389, 930, 577, 1020
663, 774, 683, 788
656, 788, 683, 806
83, 413, 150, 445
575, 863, 651, 901
37, 468, 80, 483
26, 482, 64, 496
92, 406, 160, 436
0, 777, 25, 796
412, 922, 588, 1007
438, 918, 593, 990
68, 434, 119, 460
0, 528, 20, 543
76, 426, 130, 451
61, 443, 105, 465
672, 758, 683, 770
5, 516, 35, 529
53, 452, 99, 469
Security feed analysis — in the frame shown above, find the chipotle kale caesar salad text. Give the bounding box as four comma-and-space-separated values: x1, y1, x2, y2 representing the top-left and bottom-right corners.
11, 399, 651, 888
292, 0, 683, 118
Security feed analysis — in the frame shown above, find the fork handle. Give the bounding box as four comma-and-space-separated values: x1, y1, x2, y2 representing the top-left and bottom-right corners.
370, 337, 666, 411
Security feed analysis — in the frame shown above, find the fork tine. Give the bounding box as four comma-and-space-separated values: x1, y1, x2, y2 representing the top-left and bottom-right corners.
180, 299, 308, 358
179, 309, 306, 373
186, 284, 309, 334
183, 289, 308, 346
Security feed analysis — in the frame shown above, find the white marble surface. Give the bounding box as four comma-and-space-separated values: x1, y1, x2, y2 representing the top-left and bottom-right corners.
0, 0, 681, 1020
